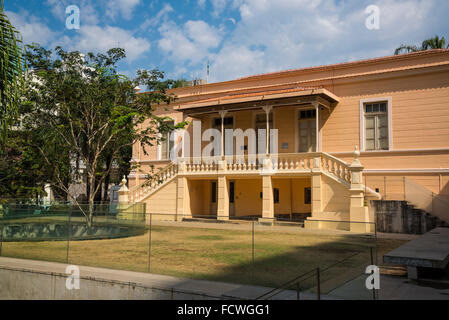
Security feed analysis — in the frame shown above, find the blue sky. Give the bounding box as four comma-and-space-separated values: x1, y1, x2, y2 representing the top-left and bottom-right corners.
5, 0, 449, 83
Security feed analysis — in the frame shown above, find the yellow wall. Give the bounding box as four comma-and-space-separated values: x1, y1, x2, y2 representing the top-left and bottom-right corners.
143, 179, 177, 215
321, 175, 350, 213
188, 179, 212, 215
364, 173, 449, 200
271, 178, 312, 214
234, 179, 262, 216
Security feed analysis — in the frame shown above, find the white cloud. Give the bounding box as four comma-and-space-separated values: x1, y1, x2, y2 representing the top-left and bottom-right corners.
211, 0, 228, 17
185, 20, 221, 48
210, 45, 266, 81
140, 3, 173, 30
45, 0, 99, 25
204, 0, 448, 82
158, 19, 222, 65
5, 11, 57, 45
197, 0, 206, 10
106, 0, 141, 20
56, 25, 150, 62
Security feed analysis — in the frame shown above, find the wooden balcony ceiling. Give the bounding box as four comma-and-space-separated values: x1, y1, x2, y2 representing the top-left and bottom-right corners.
174, 86, 340, 115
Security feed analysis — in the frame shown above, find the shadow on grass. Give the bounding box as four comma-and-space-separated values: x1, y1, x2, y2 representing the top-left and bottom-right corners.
0, 220, 405, 299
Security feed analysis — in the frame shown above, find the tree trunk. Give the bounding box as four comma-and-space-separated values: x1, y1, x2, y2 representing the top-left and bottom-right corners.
87, 170, 96, 228
103, 173, 110, 203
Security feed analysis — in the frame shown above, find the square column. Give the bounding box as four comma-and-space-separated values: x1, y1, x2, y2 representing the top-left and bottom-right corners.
176, 176, 190, 221
304, 157, 323, 230
349, 147, 372, 233
311, 156, 322, 216
259, 175, 274, 225
217, 175, 229, 220
311, 174, 322, 216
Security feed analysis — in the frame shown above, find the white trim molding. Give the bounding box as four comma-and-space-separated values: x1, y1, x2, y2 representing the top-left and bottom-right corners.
330, 147, 449, 157
157, 118, 177, 161
294, 105, 322, 153
364, 168, 449, 174
359, 97, 393, 152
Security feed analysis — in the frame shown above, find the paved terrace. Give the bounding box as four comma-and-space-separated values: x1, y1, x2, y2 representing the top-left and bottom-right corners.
384, 228, 449, 280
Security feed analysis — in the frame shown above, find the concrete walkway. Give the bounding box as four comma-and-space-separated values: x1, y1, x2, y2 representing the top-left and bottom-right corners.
0, 257, 322, 300
327, 274, 449, 300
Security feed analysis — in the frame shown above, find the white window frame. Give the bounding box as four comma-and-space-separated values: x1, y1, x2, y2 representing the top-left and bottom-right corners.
359, 97, 393, 152
295, 106, 321, 153
157, 119, 176, 161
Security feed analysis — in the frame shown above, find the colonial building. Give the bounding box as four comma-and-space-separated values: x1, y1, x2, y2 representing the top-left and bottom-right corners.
123, 49, 449, 232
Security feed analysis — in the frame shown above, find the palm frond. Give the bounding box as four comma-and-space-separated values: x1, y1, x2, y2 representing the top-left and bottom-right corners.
394, 45, 419, 55
0, 4, 26, 145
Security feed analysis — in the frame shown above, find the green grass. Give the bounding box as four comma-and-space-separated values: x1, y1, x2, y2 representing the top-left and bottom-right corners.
0, 224, 405, 292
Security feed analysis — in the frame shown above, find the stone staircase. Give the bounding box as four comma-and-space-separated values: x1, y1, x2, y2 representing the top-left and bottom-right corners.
128, 163, 178, 203
372, 200, 448, 234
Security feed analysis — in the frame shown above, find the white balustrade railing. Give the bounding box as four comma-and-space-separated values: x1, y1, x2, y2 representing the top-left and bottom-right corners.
320, 153, 351, 184
128, 152, 353, 201
128, 162, 178, 202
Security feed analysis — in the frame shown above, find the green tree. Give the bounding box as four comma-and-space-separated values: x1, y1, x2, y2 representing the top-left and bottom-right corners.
395, 35, 448, 55
0, 0, 25, 145
23, 45, 186, 226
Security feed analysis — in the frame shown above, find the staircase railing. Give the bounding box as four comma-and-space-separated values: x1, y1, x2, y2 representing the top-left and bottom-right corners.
128, 163, 178, 202
321, 152, 352, 186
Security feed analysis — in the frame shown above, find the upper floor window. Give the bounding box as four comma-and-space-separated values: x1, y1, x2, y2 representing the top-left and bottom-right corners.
364, 102, 388, 151
213, 117, 234, 127
360, 98, 392, 151
160, 120, 174, 160
255, 112, 273, 154
298, 109, 316, 153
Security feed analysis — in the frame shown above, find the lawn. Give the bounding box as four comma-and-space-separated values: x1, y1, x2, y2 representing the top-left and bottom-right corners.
0, 223, 405, 293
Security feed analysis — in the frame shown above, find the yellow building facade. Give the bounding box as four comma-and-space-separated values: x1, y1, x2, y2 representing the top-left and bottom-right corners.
125, 49, 449, 232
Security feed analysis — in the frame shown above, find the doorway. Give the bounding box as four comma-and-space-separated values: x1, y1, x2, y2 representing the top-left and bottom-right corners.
209, 181, 217, 216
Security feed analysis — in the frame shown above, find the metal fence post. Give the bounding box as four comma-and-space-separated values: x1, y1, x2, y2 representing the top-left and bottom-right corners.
251, 219, 255, 282
316, 268, 321, 300
370, 247, 376, 300
252, 219, 255, 265
403, 177, 406, 201
0, 223, 3, 257
432, 192, 435, 215
296, 282, 300, 300
148, 212, 152, 273
66, 205, 72, 264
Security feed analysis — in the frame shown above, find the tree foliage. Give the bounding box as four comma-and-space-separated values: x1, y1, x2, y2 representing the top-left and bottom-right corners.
395, 35, 448, 55
0, 0, 26, 145
21, 45, 186, 225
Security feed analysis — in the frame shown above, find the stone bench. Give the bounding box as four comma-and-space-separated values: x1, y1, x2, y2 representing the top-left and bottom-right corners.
383, 228, 449, 280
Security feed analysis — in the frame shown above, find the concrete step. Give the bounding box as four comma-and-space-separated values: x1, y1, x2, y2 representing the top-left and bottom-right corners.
182, 217, 241, 225
274, 220, 304, 227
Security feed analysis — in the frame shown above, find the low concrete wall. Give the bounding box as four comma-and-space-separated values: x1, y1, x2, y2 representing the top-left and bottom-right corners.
0, 260, 220, 300
1, 223, 145, 241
